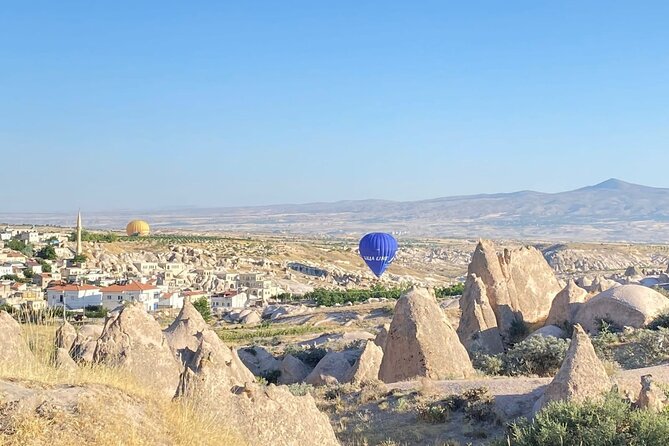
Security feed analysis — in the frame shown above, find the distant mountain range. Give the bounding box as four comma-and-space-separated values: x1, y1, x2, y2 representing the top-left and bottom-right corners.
3, 179, 669, 242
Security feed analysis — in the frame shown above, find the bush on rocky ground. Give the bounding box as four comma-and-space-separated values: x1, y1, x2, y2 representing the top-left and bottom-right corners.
494, 393, 669, 446
473, 336, 569, 377
283, 345, 328, 368
286, 383, 314, 397
616, 328, 669, 369
647, 312, 669, 330
417, 386, 496, 424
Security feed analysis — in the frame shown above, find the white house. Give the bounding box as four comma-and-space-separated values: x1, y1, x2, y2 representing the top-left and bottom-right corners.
46, 284, 103, 310
211, 291, 249, 309
0, 264, 13, 277
18, 231, 40, 244
100, 281, 161, 312
160, 262, 188, 276
157, 291, 184, 309
132, 262, 158, 275
237, 272, 283, 300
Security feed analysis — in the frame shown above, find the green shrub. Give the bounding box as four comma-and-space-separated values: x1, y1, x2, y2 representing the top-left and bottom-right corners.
193, 297, 212, 322
648, 312, 669, 330
435, 283, 465, 298
616, 328, 669, 369
502, 336, 569, 377
416, 401, 450, 423
494, 393, 669, 446
286, 383, 313, 397
417, 386, 496, 424
84, 305, 108, 319
284, 345, 327, 368
259, 369, 281, 384
37, 258, 52, 273
472, 352, 503, 376
508, 317, 530, 344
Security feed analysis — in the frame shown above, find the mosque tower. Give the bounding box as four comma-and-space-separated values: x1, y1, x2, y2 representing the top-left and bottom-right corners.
76, 210, 82, 256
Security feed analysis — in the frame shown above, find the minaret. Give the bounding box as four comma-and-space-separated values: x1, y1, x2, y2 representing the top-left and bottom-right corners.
76, 210, 82, 256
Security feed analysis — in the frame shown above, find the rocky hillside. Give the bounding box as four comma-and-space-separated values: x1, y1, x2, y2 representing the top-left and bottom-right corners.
6, 179, 669, 241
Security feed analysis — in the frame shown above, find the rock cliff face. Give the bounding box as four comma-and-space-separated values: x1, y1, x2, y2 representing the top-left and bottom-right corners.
379, 287, 474, 383
458, 240, 562, 349
163, 300, 209, 365
93, 305, 182, 397
457, 274, 504, 354
0, 311, 34, 367
175, 327, 339, 446
55, 321, 77, 351
545, 280, 589, 328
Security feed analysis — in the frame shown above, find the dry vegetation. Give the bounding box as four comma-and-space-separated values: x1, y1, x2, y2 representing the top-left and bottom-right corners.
0, 321, 245, 446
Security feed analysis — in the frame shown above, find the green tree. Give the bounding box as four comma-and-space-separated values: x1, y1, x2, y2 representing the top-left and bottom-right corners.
192, 298, 212, 322
37, 245, 57, 260
6, 240, 33, 257
37, 259, 52, 273
435, 283, 465, 298
1, 274, 30, 284
71, 230, 119, 243
23, 268, 34, 279
72, 254, 87, 264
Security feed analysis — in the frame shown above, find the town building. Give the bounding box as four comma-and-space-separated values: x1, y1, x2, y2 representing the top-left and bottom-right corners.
46, 284, 103, 310
133, 262, 159, 275
211, 291, 249, 309
182, 289, 209, 305
0, 264, 13, 277
288, 262, 329, 278
100, 281, 161, 312
157, 291, 184, 309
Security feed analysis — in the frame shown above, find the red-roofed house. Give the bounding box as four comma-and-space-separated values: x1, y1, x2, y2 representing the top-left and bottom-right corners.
46, 284, 102, 310
100, 281, 161, 312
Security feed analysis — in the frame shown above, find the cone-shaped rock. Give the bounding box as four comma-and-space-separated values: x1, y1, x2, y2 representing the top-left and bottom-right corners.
546, 280, 589, 327
536, 324, 610, 412
164, 300, 208, 365
462, 240, 562, 343
176, 327, 338, 446
55, 321, 77, 351
277, 354, 311, 385
94, 305, 182, 397
345, 341, 383, 384
305, 351, 353, 386
457, 274, 505, 354
379, 287, 474, 383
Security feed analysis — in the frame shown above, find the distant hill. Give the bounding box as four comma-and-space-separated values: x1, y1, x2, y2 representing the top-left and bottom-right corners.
3, 179, 669, 242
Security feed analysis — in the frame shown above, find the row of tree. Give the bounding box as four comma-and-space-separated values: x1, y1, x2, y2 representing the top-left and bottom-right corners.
302, 283, 465, 306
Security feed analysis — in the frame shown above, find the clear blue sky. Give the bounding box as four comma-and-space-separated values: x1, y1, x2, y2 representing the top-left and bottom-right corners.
2, 1, 668, 212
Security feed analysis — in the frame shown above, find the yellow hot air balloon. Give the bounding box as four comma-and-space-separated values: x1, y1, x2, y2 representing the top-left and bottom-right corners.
126, 220, 150, 236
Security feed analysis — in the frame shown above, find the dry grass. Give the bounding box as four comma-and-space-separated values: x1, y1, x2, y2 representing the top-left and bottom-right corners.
0, 318, 246, 446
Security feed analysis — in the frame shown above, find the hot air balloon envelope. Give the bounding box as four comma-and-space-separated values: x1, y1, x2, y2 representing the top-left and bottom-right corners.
358, 232, 398, 278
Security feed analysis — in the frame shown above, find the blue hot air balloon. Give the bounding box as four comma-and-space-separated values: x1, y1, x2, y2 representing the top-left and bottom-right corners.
358, 232, 398, 278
